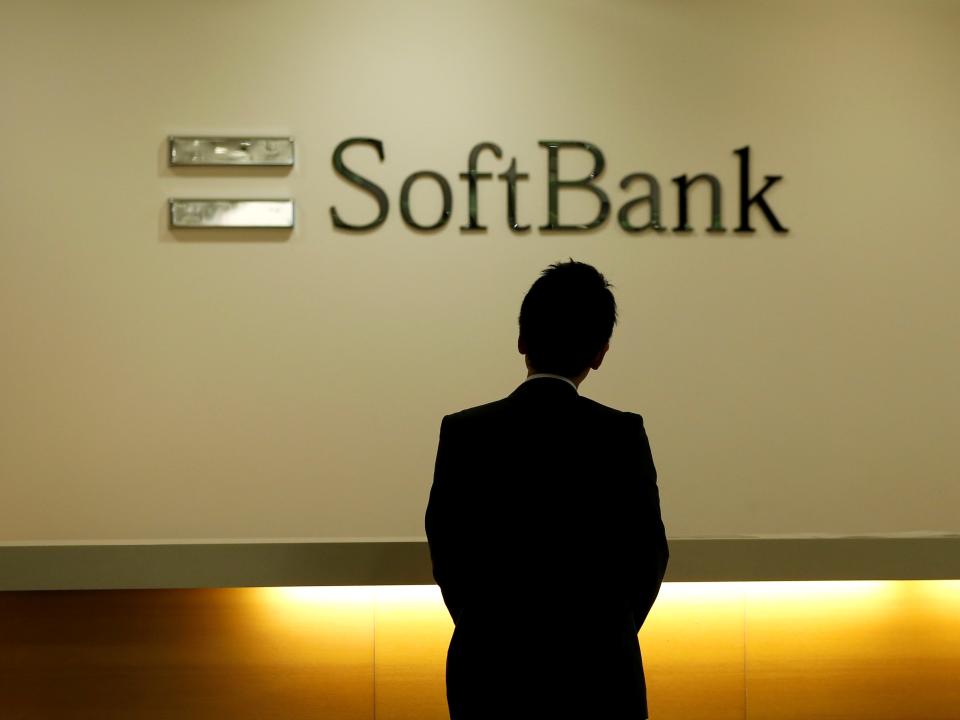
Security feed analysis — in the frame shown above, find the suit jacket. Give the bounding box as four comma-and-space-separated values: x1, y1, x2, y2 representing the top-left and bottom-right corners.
425, 376, 669, 720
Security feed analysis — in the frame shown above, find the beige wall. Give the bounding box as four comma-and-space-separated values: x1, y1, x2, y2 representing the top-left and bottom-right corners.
1, 0, 957, 543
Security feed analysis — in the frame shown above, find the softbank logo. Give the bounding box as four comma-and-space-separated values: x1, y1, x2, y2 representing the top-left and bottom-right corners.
169, 137, 788, 234
333, 140, 787, 234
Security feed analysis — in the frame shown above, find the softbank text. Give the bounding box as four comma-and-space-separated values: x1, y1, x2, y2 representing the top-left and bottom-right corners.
329, 139, 788, 234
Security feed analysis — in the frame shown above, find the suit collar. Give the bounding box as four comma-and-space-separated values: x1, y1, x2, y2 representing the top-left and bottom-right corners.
509, 375, 579, 398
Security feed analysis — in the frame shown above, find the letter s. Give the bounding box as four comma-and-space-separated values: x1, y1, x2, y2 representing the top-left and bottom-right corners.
330, 138, 389, 230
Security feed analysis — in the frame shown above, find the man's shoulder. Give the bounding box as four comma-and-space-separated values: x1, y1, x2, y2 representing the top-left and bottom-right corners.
445, 393, 642, 426
578, 395, 643, 424
442, 397, 512, 427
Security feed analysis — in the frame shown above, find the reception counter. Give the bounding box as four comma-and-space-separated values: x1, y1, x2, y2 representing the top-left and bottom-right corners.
2, 538, 958, 720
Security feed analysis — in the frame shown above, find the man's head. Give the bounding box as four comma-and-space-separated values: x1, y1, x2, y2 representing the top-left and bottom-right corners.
518, 258, 618, 382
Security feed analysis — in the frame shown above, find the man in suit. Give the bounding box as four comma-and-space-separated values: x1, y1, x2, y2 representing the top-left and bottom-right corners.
425, 258, 669, 720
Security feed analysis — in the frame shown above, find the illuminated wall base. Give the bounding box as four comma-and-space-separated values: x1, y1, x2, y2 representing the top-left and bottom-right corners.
1, 581, 958, 719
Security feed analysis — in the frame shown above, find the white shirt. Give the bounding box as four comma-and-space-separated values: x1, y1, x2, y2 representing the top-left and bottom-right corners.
522, 372, 578, 392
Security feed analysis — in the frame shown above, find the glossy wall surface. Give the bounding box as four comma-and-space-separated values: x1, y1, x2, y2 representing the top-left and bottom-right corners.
2, 581, 958, 719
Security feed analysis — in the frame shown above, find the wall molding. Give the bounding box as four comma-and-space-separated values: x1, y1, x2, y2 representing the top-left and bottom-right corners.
2, 537, 958, 591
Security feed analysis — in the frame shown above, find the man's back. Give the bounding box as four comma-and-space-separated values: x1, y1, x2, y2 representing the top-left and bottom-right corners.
425, 375, 669, 720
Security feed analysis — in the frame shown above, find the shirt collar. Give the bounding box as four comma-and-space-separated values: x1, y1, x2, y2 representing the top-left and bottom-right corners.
522, 373, 578, 392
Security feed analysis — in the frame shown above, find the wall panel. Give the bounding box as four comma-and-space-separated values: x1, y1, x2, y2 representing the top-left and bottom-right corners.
4, 581, 957, 718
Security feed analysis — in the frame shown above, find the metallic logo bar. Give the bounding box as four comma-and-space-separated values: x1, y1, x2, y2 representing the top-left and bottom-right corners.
169, 199, 295, 228
169, 137, 295, 166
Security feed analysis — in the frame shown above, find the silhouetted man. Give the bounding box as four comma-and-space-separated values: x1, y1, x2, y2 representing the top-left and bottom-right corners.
425, 259, 669, 719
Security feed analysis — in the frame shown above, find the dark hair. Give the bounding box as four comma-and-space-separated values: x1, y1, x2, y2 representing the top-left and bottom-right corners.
518, 258, 618, 377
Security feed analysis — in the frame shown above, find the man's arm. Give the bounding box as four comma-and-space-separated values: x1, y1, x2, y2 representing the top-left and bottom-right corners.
424, 414, 468, 625
624, 412, 669, 632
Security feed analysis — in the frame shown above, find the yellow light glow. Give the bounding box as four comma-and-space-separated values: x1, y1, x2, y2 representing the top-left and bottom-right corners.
258, 580, 960, 607
263, 585, 375, 605
741, 579, 895, 601
653, 580, 747, 602
250, 580, 951, 720
26, 580, 946, 720
913, 578, 960, 604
